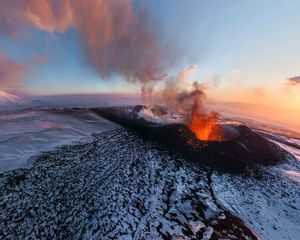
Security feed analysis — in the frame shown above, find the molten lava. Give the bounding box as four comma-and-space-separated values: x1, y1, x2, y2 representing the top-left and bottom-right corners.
189, 111, 224, 142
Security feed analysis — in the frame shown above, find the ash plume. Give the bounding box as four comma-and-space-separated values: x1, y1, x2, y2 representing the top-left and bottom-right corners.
0, 0, 177, 101
160, 65, 208, 121
155, 65, 225, 141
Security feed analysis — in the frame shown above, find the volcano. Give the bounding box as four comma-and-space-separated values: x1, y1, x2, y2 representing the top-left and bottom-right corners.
93, 106, 293, 169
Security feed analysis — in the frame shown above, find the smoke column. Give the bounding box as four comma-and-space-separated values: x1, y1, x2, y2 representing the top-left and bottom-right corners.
0, 0, 176, 102
160, 64, 207, 120
157, 65, 225, 141
0, 1, 226, 141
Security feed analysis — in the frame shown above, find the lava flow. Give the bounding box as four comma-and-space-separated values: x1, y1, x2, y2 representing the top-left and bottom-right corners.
189, 111, 224, 142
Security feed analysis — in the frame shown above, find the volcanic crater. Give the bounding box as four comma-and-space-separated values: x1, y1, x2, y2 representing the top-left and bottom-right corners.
93, 105, 294, 169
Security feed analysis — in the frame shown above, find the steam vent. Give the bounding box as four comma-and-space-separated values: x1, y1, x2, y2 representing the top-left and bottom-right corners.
94, 106, 293, 169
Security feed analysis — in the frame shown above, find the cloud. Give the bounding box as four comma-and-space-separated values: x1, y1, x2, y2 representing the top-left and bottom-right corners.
0, 0, 177, 82
286, 76, 300, 86
0, 52, 47, 88
0, 0, 179, 102
0, 0, 73, 36
0, 52, 29, 88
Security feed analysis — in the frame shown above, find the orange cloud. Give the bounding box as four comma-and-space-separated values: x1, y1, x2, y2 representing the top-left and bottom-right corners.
0, 0, 177, 99
0, 0, 73, 36
71, 0, 170, 82
0, 52, 28, 88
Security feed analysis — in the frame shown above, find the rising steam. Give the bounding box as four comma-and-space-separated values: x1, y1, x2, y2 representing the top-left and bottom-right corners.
156, 64, 225, 141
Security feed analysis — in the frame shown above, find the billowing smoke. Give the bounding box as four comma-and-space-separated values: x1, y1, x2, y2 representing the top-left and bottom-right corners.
154, 65, 225, 141
71, 0, 175, 101
159, 65, 207, 120
0, 0, 176, 101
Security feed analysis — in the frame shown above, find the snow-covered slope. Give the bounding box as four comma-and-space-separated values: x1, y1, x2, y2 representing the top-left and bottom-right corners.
0, 109, 119, 172
0, 108, 299, 239
0, 126, 299, 239
0, 90, 20, 105
0, 89, 30, 111
0, 129, 259, 239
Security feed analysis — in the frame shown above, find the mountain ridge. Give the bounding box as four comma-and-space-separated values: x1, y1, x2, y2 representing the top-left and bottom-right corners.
0, 90, 20, 105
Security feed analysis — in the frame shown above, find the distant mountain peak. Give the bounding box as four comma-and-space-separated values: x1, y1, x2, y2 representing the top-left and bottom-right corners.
0, 89, 24, 111
0, 89, 21, 105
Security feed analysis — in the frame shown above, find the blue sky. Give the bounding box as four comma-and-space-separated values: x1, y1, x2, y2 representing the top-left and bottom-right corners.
1, 0, 300, 98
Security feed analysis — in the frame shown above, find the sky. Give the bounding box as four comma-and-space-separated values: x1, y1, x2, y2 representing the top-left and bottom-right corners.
0, 1, 300, 116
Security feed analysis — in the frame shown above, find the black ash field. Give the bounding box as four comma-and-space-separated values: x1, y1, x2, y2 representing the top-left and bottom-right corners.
0, 108, 299, 239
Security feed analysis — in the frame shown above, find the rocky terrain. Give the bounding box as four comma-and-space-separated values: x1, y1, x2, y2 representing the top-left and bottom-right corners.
0, 126, 299, 239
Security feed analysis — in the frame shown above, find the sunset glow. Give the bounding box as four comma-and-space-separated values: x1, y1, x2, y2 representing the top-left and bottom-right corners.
0, 0, 299, 132
0, 2, 299, 239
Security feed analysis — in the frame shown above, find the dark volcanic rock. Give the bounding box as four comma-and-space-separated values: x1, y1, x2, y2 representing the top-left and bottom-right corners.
93, 107, 293, 168
0, 128, 258, 239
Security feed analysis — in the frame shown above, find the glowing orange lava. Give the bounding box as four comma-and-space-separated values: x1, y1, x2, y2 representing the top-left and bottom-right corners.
189, 111, 224, 141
